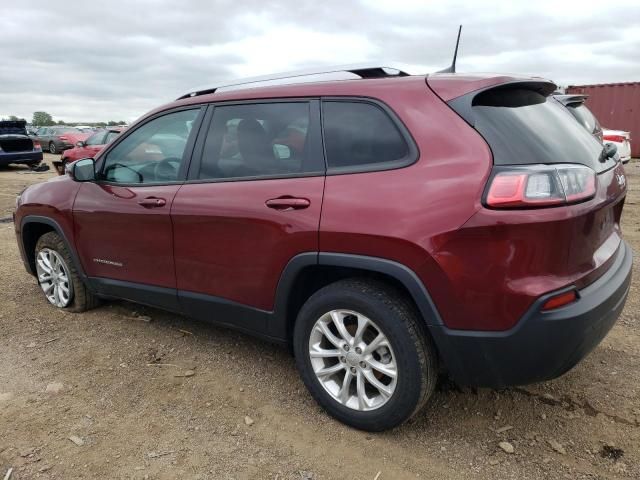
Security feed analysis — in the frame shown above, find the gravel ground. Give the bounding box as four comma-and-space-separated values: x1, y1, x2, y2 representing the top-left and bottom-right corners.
0, 154, 639, 480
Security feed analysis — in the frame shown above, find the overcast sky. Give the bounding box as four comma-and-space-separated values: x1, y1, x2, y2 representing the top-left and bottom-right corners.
2, 0, 639, 123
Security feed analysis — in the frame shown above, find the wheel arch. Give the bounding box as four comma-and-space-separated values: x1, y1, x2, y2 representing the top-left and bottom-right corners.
272, 252, 444, 345
20, 216, 86, 279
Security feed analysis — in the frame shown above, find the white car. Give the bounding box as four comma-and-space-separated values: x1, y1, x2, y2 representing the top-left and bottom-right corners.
603, 129, 631, 163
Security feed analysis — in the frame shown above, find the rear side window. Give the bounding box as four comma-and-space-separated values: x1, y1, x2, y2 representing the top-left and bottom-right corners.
199, 102, 322, 180
322, 101, 410, 171
85, 131, 106, 146
471, 88, 613, 172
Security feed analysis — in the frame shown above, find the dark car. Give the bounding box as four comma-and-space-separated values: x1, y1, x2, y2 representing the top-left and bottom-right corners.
32, 126, 90, 154
552, 94, 603, 142
14, 65, 632, 431
0, 120, 43, 167
53, 128, 124, 174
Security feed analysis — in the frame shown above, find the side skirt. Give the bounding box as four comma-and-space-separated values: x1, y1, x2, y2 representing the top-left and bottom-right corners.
88, 277, 285, 345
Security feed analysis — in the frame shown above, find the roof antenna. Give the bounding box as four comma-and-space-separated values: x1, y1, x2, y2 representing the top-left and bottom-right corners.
437, 25, 463, 73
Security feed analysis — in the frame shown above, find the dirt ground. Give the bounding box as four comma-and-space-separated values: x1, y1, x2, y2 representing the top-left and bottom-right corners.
0, 153, 638, 480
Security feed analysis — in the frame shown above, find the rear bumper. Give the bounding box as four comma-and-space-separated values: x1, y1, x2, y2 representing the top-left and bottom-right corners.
430, 240, 633, 388
0, 151, 43, 166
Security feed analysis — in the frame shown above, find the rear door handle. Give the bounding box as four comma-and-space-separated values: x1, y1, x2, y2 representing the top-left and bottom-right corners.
265, 197, 310, 210
138, 197, 166, 208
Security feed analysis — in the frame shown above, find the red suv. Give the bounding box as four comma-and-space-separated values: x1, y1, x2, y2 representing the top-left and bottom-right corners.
14, 66, 632, 431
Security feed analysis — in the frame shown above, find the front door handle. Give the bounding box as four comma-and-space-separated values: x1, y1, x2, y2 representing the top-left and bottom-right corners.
138, 197, 166, 208
265, 197, 310, 210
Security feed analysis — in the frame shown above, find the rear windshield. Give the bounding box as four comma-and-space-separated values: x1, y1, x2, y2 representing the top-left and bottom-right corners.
471, 87, 614, 172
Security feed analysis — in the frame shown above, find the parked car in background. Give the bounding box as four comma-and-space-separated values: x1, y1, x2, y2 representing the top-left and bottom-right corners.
603, 129, 631, 163
32, 126, 90, 154
552, 94, 603, 142
53, 128, 124, 174
14, 66, 631, 431
0, 120, 43, 167
74, 125, 96, 132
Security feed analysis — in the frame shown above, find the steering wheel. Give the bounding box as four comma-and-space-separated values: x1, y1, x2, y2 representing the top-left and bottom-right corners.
153, 157, 181, 181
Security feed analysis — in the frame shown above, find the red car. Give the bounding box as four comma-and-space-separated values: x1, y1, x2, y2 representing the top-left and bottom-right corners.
14, 65, 632, 431
54, 128, 123, 174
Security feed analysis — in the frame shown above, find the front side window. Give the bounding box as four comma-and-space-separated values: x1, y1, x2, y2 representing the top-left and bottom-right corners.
199, 102, 313, 180
322, 101, 410, 171
100, 109, 199, 184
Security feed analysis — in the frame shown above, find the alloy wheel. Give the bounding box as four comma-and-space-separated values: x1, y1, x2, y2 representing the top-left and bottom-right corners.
308, 309, 397, 411
36, 248, 73, 307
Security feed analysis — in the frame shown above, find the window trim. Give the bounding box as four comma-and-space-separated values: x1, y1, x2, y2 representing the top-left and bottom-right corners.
185, 98, 325, 184
320, 96, 419, 175
94, 105, 206, 187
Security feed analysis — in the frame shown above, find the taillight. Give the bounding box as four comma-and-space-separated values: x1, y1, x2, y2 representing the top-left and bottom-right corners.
33, 141, 41, 150
603, 134, 626, 143
485, 164, 596, 208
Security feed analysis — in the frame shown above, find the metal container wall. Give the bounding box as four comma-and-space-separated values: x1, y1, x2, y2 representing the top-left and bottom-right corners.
566, 82, 639, 157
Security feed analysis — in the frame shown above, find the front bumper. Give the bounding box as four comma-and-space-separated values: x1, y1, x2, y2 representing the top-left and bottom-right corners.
430, 240, 633, 388
0, 151, 43, 166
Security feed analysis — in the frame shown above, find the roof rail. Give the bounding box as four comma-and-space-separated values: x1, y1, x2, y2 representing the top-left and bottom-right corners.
177, 63, 418, 100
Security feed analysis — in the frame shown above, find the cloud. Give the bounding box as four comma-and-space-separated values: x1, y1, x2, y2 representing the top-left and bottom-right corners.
1, 0, 639, 122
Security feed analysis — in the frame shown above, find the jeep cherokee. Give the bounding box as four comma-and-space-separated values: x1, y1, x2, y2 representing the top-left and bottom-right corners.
14, 65, 632, 431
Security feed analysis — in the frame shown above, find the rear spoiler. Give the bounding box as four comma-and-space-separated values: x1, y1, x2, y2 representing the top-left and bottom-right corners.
445, 80, 557, 127
552, 94, 588, 106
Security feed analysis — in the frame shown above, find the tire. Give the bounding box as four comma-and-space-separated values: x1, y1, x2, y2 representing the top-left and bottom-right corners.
293, 278, 437, 431
49, 142, 57, 154
34, 232, 100, 313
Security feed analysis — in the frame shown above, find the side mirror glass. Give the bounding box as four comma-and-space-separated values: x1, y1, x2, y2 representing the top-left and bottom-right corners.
71, 158, 96, 182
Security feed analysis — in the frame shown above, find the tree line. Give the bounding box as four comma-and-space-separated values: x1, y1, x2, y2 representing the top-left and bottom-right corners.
1, 112, 126, 127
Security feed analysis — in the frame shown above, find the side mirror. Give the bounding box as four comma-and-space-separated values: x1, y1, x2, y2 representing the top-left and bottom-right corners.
604, 142, 618, 159
70, 158, 96, 182
76, 140, 86, 148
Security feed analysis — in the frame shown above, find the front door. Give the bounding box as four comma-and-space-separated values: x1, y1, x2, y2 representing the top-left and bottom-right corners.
171, 100, 325, 334
73, 108, 203, 306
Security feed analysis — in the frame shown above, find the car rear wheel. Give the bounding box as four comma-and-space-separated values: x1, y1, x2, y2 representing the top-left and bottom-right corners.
293, 278, 437, 431
35, 232, 99, 312
49, 142, 57, 154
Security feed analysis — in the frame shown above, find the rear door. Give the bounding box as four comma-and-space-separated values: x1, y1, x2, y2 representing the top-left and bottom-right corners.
73, 107, 204, 308
171, 100, 325, 335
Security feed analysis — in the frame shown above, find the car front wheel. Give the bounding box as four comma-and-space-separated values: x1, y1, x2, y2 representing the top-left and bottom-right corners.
293, 278, 437, 431
35, 232, 99, 312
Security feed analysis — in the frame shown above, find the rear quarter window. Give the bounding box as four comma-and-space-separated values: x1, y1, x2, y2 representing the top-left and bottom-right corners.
322, 101, 412, 172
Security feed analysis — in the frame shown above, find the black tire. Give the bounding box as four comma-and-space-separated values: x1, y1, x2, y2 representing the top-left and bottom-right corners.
293, 278, 437, 431
35, 232, 100, 313
49, 142, 57, 154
